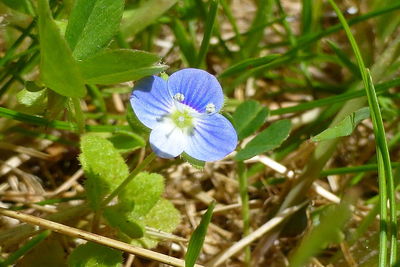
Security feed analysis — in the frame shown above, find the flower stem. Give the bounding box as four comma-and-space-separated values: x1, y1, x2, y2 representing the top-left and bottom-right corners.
101, 152, 157, 207
91, 152, 157, 232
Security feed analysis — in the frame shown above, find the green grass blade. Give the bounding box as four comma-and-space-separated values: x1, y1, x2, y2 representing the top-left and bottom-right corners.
0, 230, 51, 267
196, 0, 218, 67
301, 0, 312, 34
219, 54, 280, 78
220, 0, 242, 47
326, 40, 360, 78
0, 106, 130, 132
244, 0, 274, 56
270, 76, 400, 116
172, 19, 197, 67
366, 69, 397, 265
327, 0, 397, 265
121, 0, 177, 37
321, 162, 400, 176
185, 202, 216, 267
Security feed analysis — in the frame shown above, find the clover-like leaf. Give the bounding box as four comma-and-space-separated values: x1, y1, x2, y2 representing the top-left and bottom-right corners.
233, 100, 269, 140
235, 119, 291, 161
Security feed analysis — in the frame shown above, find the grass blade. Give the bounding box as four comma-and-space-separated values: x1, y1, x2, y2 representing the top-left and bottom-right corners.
185, 202, 216, 267
327, 0, 397, 265
196, 0, 219, 67
0, 230, 51, 266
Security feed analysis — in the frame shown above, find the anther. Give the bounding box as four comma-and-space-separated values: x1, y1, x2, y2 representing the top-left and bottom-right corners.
173, 93, 185, 102
206, 103, 216, 114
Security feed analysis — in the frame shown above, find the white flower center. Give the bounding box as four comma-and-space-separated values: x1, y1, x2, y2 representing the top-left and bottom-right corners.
206, 103, 216, 114
173, 93, 185, 102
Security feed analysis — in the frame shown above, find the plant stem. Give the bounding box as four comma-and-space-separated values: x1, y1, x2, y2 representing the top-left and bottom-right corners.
238, 162, 251, 265
101, 152, 157, 207
91, 152, 157, 232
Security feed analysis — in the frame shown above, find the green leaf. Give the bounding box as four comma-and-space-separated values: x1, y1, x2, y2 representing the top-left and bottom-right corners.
1, 0, 35, 15
235, 119, 291, 161
65, 0, 125, 60
185, 202, 215, 267
232, 100, 269, 140
311, 107, 370, 142
79, 134, 128, 210
68, 242, 122, 267
130, 199, 181, 249
107, 131, 145, 153
78, 49, 167, 85
119, 172, 164, 216
38, 0, 86, 98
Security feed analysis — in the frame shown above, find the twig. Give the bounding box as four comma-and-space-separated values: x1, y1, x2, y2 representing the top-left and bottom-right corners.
0, 207, 203, 267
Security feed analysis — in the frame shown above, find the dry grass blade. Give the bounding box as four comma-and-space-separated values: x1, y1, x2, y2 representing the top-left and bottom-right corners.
0, 207, 203, 267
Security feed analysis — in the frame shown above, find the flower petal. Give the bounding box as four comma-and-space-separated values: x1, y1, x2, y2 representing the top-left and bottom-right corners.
168, 68, 224, 113
185, 114, 237, 161
130, 76, 174, 129
149, 119, 187, 158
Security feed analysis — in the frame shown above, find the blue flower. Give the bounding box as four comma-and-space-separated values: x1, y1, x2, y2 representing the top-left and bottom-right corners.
130, 68, 238, 161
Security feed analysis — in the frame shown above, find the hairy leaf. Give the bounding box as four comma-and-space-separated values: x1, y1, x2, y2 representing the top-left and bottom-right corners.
103, 206, 144, 239
130, 199, 181, 249
119, 172, 164, 216
108, 131, 145, 153
68, 242, 122, 267
79, 134, 128, 210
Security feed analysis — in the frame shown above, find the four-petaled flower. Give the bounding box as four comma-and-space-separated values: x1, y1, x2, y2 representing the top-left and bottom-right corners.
130, 68, 238, 161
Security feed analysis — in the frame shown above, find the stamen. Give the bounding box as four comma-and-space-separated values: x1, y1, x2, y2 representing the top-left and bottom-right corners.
173, 93, 185, 102
206, 103, 216, 114
178, 116, 185, 122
